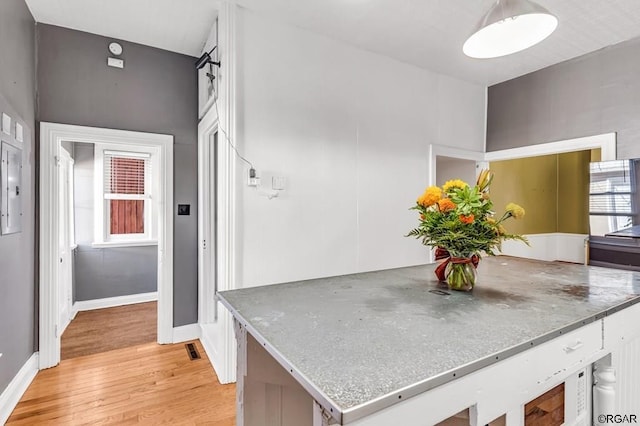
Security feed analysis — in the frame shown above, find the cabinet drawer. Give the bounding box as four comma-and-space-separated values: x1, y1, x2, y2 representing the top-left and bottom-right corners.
530, 321, 602, 383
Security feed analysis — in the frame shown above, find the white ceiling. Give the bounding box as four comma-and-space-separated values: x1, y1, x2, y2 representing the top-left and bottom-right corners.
25, 0, 640, 85
24, 0, 218, 57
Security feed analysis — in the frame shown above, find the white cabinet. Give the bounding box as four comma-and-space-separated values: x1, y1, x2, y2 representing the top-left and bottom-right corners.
1, 141, 22, 235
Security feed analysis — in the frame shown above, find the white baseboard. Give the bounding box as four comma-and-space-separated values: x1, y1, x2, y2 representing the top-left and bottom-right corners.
60, 314, 72, 336
200, 324, 232, 384
173, 324, 201, 343
73, 291, 158, 313
0, 352, 39, 425
500, 233, 588, 264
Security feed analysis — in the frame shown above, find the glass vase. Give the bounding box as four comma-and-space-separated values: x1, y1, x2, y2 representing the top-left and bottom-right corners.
445, 260, 477, 292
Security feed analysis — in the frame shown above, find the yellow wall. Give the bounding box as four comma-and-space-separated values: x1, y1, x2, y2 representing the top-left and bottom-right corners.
490, 154, 558, 235
557, 151, 591, 234
489, 149, 595, 235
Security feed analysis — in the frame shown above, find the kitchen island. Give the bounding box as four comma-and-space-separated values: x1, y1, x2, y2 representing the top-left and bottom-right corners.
218, 257, 640, 425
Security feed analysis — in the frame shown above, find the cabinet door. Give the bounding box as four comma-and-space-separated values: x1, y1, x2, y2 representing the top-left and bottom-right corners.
1, 141, 22, 235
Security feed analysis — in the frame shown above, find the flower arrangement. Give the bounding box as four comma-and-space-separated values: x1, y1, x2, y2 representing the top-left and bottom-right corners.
407, 170, 528, 291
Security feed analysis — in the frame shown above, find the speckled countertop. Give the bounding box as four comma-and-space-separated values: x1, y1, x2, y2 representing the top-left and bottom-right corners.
218, 257, 640, 423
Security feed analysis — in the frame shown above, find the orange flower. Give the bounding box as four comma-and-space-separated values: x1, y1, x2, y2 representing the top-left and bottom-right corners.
417, 186, 442, 208
437, 198, 456, 212
459, 214, 474, 224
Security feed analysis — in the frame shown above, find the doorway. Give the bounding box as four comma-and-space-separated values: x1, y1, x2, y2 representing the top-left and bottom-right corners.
39, 123, 174, 369
428, 133, 617, 263
435, 156, 478, 187
197, 103, 237, 385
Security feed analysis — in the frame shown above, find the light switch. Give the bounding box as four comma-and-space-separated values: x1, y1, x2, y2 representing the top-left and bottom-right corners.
2, 113, 11, 136
107, 57, 124, 69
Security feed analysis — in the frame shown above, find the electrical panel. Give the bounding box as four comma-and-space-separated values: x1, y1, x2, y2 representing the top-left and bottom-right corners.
1, 141, 22, 235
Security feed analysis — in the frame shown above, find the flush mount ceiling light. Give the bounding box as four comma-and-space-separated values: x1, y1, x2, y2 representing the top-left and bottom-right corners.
463, 0, 558, 59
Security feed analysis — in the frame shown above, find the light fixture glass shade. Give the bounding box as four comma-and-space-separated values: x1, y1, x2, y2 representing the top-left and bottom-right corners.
463, 0, 558, 59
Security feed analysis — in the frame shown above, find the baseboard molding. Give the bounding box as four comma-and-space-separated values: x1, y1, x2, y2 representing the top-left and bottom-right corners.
60, 314, 72, 336
200, 324, 231, 383
0, 352, 39, 425
500, 233, 588, 264
73, 292, 158, 313
173, 324, 201, 343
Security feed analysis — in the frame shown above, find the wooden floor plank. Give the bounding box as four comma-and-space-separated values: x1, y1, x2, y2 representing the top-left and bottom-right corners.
7, 340, 236, 425
61, 302, 157, 360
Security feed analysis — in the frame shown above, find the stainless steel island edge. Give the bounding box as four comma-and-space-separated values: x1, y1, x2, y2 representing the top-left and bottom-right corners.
217, 256, 640, 424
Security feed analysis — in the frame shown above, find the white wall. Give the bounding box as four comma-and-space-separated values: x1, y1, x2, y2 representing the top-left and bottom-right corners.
234, 7, 486, 287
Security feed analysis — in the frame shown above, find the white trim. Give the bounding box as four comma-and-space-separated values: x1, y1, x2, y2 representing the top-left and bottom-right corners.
94, 143, 158, 245
428, 144, 485, 187
173, 324, 202, 343
199, 323, 234, 384
483, 86, 488, 154
91, 240, 158, 248
198, 113, 217, 325
196, 1, 238, 385
60, 313, 72, 336
39, 122, 174, 370
499, 233, 589, 264
103, 150, 151, 158
219, 0, 238, 384
73, 292, 158, 313
484, 133, 616, 162
0, 353, 39, 425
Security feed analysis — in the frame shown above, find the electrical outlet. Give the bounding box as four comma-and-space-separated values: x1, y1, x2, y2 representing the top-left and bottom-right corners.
248, 168, 259, 187
272, 176, 286, 191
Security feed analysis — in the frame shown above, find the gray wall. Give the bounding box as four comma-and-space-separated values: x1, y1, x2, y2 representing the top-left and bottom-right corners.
0, 0, 36, 397
72, 143, 157, 301
37, 24, 199, 326
487, 37, 640, 160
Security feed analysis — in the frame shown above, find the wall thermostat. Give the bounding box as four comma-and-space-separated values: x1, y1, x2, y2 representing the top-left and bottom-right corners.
109, 42, 123, 56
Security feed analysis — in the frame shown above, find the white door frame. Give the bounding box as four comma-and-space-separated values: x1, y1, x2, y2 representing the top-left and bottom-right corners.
429, 133, 617, 185
39, 122, 174, 369
197, 0, 238, 384
428, 144, 485, 187
57, 147, 74, 335
483, 133, 616, 162
198, 118, 217, 326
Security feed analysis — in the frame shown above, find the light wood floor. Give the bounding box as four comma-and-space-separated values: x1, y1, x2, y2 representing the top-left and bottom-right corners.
61, 302, 157, 360
7, 340, 236, 425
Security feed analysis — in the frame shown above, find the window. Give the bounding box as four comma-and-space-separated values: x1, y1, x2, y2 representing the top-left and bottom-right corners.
589, 159, 637, 235
94, 145, 158, 247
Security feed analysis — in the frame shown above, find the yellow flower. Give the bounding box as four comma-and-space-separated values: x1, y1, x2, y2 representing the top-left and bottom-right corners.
437, 198, 456, 212
417, 186, 442, 208
442, 179, 468, 193
486, 217, 496, 225
506, 203, 525, 219
498, 225, 507, 235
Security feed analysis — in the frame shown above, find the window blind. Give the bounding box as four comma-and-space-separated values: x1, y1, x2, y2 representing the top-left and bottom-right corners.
104, 151, 151, 198
589, 159, 636, 216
